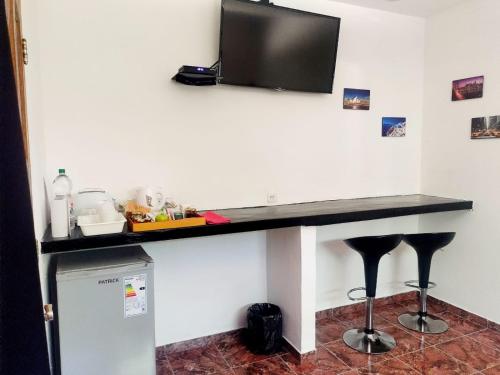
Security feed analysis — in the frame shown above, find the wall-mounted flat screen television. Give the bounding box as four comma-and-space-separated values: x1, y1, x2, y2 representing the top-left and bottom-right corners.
218, 0, 341, 93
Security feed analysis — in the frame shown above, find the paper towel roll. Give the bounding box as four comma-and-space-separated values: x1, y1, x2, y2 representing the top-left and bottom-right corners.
51, 196, 69, 238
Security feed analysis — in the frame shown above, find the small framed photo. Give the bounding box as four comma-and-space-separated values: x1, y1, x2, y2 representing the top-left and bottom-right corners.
452, 76, 484, 101
382, 117, 406, 137
471, 116, 500, 139
343, 88, 370, 110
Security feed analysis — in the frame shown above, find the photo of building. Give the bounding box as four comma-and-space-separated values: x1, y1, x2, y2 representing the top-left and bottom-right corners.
452, 76, 484, 101
343, 88, 370, 110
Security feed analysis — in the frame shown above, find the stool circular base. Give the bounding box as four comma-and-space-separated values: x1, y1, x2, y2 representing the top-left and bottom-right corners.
343, 328, 396, 354
398, 313, 448, 334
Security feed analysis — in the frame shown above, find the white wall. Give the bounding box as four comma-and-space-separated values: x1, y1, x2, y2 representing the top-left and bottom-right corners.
267, 227, 317, 354
22, 0, 48, 239
24, 0, 427, 349
32, 0, 424, 208
317, 216, 419, 311
144, 232, 267, 346
420, 0, 500, 323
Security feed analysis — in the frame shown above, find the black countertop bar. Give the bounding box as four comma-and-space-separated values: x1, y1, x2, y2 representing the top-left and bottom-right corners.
41, 194, 473, 254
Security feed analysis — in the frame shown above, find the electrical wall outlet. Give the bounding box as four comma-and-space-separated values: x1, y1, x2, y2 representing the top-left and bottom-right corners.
267, 193, 278, 204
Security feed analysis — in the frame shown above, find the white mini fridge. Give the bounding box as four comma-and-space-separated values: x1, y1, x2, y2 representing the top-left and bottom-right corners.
53, 245, 155, 375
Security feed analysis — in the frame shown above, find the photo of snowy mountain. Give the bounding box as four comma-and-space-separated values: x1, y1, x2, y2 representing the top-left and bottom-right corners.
382, 117, 406, 137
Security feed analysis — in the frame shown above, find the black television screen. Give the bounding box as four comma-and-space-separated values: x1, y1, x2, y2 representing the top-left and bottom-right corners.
218, 0, 341, 93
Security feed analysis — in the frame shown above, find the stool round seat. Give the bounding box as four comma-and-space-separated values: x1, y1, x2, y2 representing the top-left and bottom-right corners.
343, 234, 403, 354
402, 232, 456, 290
345, 234, 404, 298
345, 234, 404, 256
403, 232, 456, 253
399, 232, 456, 334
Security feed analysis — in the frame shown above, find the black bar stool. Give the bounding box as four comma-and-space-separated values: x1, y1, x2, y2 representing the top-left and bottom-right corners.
343, 234, 403, 354
399, 232, 456, 334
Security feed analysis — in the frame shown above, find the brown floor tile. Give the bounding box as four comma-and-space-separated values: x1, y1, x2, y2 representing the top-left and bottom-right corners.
376, 303, 411, 323
469, 329, 500, 351
281, 346, 352, 374
376, 300, 445, 325
389, 292, 418, 305
357, 358, 419, 374
482, 364, 500, 374
415, 328, 462, 347
156, 296, 497, 374
161, 337, 210, 355
323, 339, 391, 369
397, 300, 448, 316
445, 305, 489, 326
316, 310, 332, 321
215, 331, 283, 368
439, 312, 486, 335
489, 321, 500, 332
167, 344, 231, 374
462, 311, 489, 327
348, 316, 391, 330
157, 346, 169, 361
332, 302, 400, 328
378, 325, 425, 357
420, 297, 449, 314
426, 301, 449, 315
332, 304, 366, 322
426, 295, 449, 311
374, 298, 404, 310
398, 346, 476, 374
316, 318, 348, 344
156, 358, 174, 375
337, 311, 391, 330
233, 357, 294, 374
395, 323, 463, 346
210, 370, 235, 375
437, 336, 500, 371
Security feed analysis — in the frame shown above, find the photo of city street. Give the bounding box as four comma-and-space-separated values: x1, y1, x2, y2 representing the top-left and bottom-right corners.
471, 115, 500, 139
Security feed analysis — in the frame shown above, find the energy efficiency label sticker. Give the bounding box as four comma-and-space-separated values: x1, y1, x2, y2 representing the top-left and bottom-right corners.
124, 274, 147, 318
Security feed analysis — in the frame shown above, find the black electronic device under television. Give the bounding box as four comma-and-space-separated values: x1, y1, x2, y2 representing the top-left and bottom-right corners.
218, 0, 341, 94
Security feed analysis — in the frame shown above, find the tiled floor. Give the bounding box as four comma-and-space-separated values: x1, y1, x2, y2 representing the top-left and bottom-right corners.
156, 296, 500, 374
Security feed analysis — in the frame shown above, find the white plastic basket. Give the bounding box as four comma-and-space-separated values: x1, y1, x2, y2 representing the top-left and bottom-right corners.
77, 213, 126, 236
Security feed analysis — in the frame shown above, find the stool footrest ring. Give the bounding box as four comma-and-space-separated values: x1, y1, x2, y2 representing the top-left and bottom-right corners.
404, 280, 437, 289
347, 287, 367, 301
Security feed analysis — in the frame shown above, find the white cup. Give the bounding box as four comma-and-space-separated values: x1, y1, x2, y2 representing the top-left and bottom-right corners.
136, 186, 165, 211
98, 200, 116, 222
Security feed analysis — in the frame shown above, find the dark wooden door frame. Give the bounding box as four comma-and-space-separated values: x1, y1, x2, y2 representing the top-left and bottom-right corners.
0, 0, 51, 373
5, 0, 30, 165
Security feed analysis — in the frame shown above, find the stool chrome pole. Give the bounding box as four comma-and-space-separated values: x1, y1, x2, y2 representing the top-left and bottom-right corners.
343, 297, 396, 354
342, 235, 402, 354
398, 286, 448, 334
399, 232, 455, 334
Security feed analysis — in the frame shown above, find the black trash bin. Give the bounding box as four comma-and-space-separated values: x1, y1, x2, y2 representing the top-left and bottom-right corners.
246, 303, 282, 354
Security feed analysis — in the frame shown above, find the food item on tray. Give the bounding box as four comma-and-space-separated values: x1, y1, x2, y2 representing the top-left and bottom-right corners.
164, 199, 178, 209
124, 200, 151, 215
155, 212, 169, 222
128, 213, 153, 223
184, 207, 198, 218
125, 195, 202, 226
